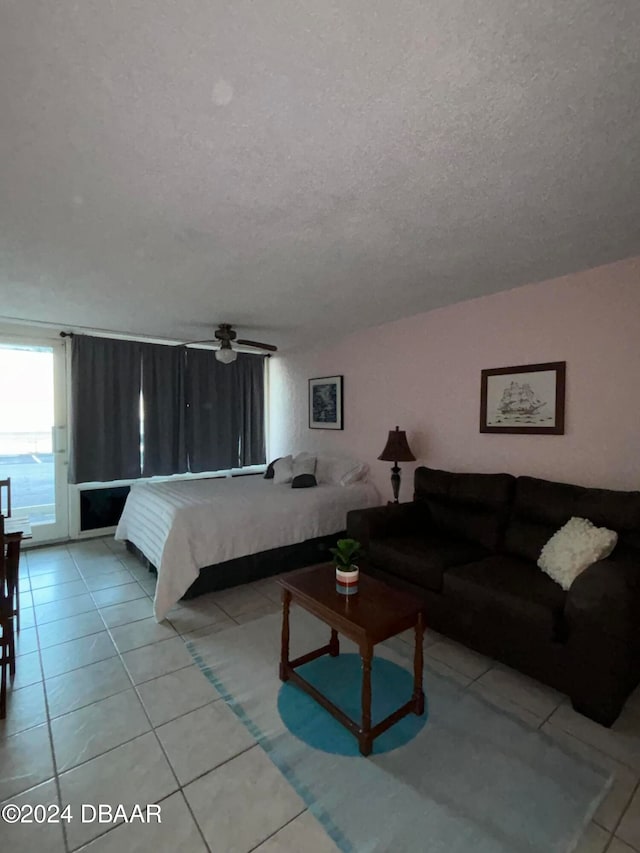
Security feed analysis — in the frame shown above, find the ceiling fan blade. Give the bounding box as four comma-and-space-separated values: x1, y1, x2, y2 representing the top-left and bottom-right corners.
236, 339, 278, 352
176, 339, 219, 347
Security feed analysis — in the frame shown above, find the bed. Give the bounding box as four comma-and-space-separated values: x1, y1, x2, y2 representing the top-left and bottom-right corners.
115, 471, 381, 621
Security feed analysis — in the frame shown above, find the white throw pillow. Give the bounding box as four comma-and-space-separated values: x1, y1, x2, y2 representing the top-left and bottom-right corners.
340, 462, 369, 486
538, 517, 618, 591
292, 452, 317, 478
272, 455, 294, 485
315, 455, 368, 486
314, 455, 338, 484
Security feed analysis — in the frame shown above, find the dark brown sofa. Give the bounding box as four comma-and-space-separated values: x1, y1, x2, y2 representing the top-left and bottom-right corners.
347, 466, 640, 726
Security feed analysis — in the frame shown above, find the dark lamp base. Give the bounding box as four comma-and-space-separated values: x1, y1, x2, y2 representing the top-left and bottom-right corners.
390, 464, 401, 503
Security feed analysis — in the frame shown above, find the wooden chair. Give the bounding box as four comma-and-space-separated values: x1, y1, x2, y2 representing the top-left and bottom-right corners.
0, 517, 18, 720
0, 478, 11, 518
0, 480, 21, 632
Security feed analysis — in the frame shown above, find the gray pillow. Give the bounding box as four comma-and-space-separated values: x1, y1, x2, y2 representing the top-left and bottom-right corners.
292, 474, 317, 488
264, 458, 281, 479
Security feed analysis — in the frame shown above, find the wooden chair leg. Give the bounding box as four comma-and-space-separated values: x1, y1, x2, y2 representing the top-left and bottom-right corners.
0, 632, 7, 720
6, 537, 20, 634
8, 620, 15, 679
14, 574, 19, 634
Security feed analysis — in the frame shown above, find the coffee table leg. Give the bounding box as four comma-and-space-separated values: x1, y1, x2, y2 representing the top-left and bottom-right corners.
329, 628, 340, 657
360, 640, 373, 756
413, 611, 425, 715
279, 589, 291, 682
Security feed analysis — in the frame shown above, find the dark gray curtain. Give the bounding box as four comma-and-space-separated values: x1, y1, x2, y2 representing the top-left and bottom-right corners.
69, 335, 142, 483
186, 350, 266, 473
236, 353, 266, 466
141, 343, 187, 477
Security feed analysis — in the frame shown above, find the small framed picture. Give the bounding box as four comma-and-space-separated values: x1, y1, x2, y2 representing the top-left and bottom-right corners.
480, 361, 566, 434
309, 376, 343, 430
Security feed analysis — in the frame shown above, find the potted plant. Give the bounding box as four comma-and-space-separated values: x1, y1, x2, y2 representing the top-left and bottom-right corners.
330, 538, 362, 595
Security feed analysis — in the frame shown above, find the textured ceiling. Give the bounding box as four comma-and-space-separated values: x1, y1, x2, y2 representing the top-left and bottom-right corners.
1, 1, 639, 350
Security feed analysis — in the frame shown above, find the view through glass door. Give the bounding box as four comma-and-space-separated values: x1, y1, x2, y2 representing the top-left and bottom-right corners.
0, 338, 68, 542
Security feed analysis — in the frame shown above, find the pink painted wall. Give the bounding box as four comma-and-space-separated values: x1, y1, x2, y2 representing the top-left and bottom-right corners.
269, 256, 640, 499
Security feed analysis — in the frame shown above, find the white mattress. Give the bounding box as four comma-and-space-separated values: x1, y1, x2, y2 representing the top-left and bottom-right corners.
115, 475, 381, 621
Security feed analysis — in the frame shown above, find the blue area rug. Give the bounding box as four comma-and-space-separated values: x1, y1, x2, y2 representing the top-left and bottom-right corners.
278, 653, 427, 755
188, 609, 611, 853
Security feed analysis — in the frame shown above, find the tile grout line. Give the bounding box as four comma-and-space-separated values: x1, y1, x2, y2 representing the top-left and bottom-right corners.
606, 777, 640, 851
245, 804, 308, 853
27, 542, 75, 853
545, 713, 640, 776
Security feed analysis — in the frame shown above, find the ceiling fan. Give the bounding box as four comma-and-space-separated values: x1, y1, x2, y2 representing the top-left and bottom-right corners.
179, 323, 278, 364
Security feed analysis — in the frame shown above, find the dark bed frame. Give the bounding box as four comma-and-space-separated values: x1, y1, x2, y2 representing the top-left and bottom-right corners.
125, 531, 345, 599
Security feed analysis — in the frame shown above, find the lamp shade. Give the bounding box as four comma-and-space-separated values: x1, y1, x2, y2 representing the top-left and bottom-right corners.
378, 426, 416, 462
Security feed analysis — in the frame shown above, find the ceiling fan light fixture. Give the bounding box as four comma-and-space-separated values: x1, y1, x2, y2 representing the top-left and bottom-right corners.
179, 324, 277, 357
215, 344, 237, 364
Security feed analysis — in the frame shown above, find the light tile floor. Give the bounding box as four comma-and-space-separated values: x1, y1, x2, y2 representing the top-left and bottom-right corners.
1, 537, 640, 852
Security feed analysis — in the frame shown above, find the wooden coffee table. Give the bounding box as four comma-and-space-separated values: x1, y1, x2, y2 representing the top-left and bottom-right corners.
278, 563, 425, 756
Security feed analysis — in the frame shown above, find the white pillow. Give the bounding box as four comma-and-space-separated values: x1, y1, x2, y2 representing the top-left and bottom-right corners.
314, 455, 337, 484
340, 462, 369, 486
315, 455, 368, 486
538, 517, 618, 591
272, 455, 293, 485
292, 453, 316, 478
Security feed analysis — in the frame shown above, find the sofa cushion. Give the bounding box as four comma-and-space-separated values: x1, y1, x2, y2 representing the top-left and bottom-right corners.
504, 476, 640, 562
444, 555, 567, 640
413, 467, 515, 551
565, 556, 640, 640
369, 533, 489, 592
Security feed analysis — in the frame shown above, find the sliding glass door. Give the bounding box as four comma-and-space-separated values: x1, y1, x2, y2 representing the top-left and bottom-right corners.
0, 336, 69, 542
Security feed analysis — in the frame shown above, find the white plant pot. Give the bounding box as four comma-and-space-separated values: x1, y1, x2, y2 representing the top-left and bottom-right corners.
336, 566, 359, 595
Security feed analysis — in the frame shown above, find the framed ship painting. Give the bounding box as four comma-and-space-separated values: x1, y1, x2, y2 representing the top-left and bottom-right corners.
309, 375, 343, 430
480, 362, 566, 434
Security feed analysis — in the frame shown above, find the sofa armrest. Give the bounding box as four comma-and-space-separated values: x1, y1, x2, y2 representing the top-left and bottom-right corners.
346, 502, 425, 552
565, 557, 640, 637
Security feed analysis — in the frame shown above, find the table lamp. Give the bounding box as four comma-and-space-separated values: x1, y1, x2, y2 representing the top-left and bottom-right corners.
377, 426, 416, 503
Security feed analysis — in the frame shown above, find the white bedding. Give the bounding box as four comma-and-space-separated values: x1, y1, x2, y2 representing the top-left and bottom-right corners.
115, 476, 381, 621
